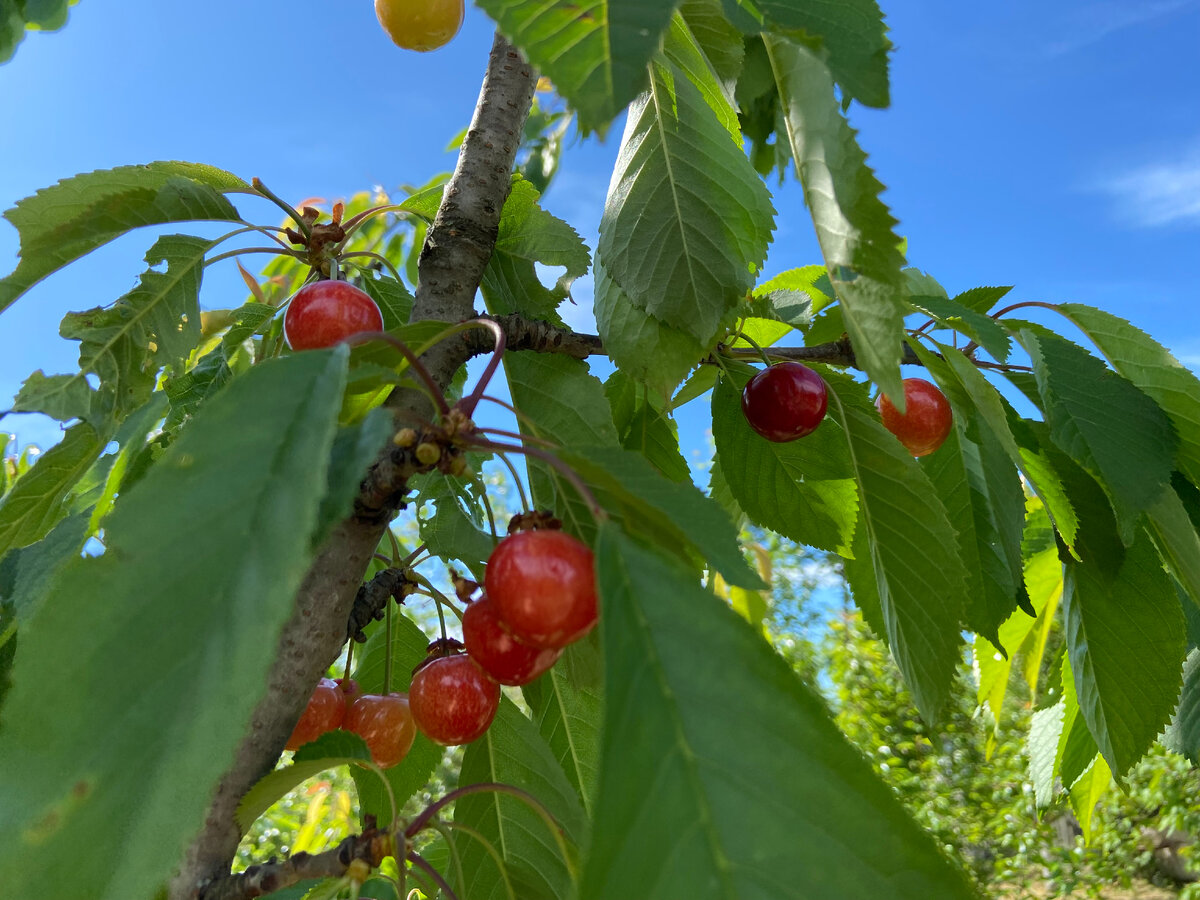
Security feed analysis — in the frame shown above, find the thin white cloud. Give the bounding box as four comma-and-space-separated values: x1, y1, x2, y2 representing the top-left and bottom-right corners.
1098, 149, 1200, 228
1043, 0, 1196, 56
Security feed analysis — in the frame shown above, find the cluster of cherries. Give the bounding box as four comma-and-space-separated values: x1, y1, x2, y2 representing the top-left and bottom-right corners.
740, 360, 953, 456
286, 525, 598, 767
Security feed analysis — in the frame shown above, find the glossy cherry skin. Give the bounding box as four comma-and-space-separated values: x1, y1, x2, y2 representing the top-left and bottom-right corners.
484, 530, 597, 650
375, 0, 464, 52
740, 362, 828, 442
463, 594, 563, 686
335, 677, 362, 707
345, 693, 418, 769
283, 280, 383, 351
409, 655, 500, 746
876, 378, 953, 457
285, 678, 346, 751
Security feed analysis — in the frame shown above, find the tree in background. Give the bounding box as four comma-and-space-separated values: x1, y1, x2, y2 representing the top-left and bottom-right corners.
1, 3, 1199, 900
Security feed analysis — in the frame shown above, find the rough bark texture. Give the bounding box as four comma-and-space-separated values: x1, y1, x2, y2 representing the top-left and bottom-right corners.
171, 33, 537, 900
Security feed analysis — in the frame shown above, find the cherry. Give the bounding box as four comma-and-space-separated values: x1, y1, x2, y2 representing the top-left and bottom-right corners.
484, 530, 597, 650
409, 655, 500, 746
374, 0, 463, 52
740, 362, 828, 442
335, 677, 362, 707
283, 280, 383, 351
463, 594, 562, 686
285, 678, 346, 751
344, 692, 418, 769
876, 378, 953, 457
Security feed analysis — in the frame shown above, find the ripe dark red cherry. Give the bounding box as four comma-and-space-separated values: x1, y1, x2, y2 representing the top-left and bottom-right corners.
285, 678, 346, 751
484, 530, 597, 650
740, 362, 828, 442
876, 378, 953, 457
409, 655, 500, 746
463, 594, 562, 686
283, 280, 384, 351
344, 692, 418, 769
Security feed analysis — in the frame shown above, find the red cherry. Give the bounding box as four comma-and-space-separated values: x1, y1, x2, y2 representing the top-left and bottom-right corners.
876, 378, 953, 457
285, 678, 346, 751
335, 677, 362, 706
409, 655, 500, 746
740, 362, 828, 442
283, 280, 384, 351
344, 692, 417, 769
463, 594, 562, 686
484, 530, 597, 650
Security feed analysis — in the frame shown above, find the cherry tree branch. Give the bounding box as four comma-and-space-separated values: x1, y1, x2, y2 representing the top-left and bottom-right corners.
170, 33, 538, 900
200, 826, 396, 900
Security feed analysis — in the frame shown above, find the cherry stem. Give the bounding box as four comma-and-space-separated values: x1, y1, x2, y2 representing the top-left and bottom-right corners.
475, 426, 558, 449
476, 393, 550, 436
468, 469, 502, 541
407, 852, 460, 900
209, 223, 296, 253
730, 330, 774, 368
427, 821, 467, 897
343, 641, 354, 683
341, 202, 407, 236
342, 331, 451, 418
409, 576, 464, 624
407, 783, 574, 876
437, 822, 516, 900
252, 176, 311, 240
338, 250, 406, 287
459, 318, 507, 418
496, 451, 532, 515
990, 300, 1059, 320
467, 436, 606, 522
384, 597, 394, 694
203, 247, 301, 269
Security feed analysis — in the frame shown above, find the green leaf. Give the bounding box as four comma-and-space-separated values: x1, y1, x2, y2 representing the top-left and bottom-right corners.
455, 699, 588, 900
0, 163, 246, 311
503, 351, 618, 539
90, 392, 169, 531
594, 261, 707, 397
933, 343, 1079, 552
359, 270, 413, 330
0, 349, 348, 900
605, 370, 691, 483
749, 264, 833, 325
909, 294, 1011, 362
711, 369, 858, 554
952, 285, 1012, 314
1165, 649, 1200, 764
0, 512, 89, 632
0, 423, 106, 557
418, 474, 498, 577
58, 234, 216, 418
764, 36, 906, 406
679, 0, 745, 87
1028, 702, 1064, 808
828, 376, 969, 722
741, 0, 891, 109
164, 351, 232, 429
1068, 755, 1112, 845
562, 444, 765, 589
477, 0, 677, 133
1058, 654, 1100, 790
1147, 485, 1200, 612
1058, 304, 1200, 488
236, 731, 374, 834
12, 370, 101, 423
313, 409, 393, 549
522, 638, 603, 817
1064, 532, 1187, 775
583, 524, 977, 900
596, 50, 775, 344
481, 177, 590, 326
921, 424, 1022, 648
1017, 327, 1177, 540
350, 611, 444, 823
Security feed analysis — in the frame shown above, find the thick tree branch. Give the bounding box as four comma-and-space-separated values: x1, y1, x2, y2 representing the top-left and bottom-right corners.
172, 33, 537, 900
200, 824, 396, 900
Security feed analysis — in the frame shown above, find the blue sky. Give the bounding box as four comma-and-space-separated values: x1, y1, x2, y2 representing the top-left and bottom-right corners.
1, 0, 1198, 459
